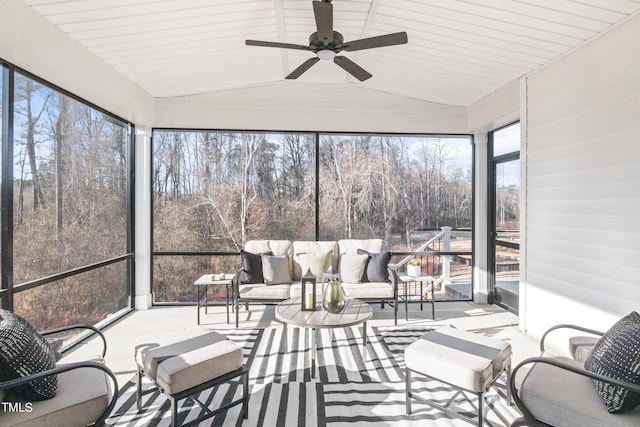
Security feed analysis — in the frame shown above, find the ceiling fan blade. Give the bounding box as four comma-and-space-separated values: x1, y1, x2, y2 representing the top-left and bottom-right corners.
286, 57, 321, 79
341, 32, 408, 52
313, 1, 333, 43
333, 56, 372, 81
246, 40, 312, 51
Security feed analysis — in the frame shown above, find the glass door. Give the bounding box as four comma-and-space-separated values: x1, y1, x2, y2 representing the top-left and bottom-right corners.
489, 123, 520, 314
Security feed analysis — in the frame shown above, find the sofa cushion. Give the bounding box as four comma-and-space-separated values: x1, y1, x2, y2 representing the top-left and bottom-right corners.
240, 250, 271, 284
339, 253, 368, 283
239, 283, 292, 300
341, 282, 394, 299
155, 337, 243, 395
295, 250, 332, 279
569, 336, 599, 363
0, 309, 57, 401
338, 239, 383, 255
261, 255, 292, 284
357, 249, 391, 282
584, 311, 640, 413
292, 241, 338, 280
519, 355, 640, 426
405, 326, 511, 393
136, 328, 226, 380
244, 240, 291, 257
290, 283, 323, 299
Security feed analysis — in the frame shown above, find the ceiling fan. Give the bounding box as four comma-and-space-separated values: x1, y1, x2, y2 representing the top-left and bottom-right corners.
245, 0, 408, 81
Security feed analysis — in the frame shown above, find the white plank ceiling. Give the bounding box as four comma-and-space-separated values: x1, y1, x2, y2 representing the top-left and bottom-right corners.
20, 0, 640, 106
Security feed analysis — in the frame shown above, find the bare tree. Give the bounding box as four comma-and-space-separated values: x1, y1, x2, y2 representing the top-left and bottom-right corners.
14, 77, 51, 213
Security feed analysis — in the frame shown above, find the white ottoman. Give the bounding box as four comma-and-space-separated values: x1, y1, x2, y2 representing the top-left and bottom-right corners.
135, 329, 248, 427
405, 326, 511, 427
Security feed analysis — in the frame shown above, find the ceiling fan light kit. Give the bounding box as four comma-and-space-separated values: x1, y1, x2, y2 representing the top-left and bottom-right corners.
317, 49, 336, 60
245, 0, 407, 81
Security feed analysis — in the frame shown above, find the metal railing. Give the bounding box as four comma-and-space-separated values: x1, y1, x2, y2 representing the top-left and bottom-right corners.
391, 226, 453, 287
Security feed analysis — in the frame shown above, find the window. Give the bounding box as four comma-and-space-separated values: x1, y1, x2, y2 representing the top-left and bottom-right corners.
318, 134, 473, 240
152, 130, 316, 302
1, 62, 134, 329
489, 122, 521, 313
153, 131, 474, 303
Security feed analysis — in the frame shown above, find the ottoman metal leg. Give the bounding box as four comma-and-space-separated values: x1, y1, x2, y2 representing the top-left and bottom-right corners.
242, 369, 249, 419
405, 367, 488, 426
170, 397, 178, 427
477, 391, 484, 427
136, 367, 143, 413
405, 367, 412, 414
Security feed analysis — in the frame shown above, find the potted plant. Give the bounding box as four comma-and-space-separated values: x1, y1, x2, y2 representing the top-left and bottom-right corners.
407, 258, 421, 277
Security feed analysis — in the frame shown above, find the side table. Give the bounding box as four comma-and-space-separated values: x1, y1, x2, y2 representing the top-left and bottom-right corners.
398, 274, 435, 320
194, 274, 234, 324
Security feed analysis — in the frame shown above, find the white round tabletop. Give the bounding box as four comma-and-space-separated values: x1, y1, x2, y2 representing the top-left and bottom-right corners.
275, 297, 373, 329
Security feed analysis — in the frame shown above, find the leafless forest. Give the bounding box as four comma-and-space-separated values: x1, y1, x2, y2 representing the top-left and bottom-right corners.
8, 74, 129, 330
5, 73, 518, 327
152, 131, 475, 302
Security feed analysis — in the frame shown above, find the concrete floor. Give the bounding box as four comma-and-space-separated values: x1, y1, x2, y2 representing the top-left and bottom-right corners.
71, 300, 540, 387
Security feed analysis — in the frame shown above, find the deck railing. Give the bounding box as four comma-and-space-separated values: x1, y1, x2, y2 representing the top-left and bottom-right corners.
391, 226, 453, 287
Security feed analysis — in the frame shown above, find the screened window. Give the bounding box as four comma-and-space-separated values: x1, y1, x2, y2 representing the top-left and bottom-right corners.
1, 63, 133, 329
13, 73, 130, 281
152, 130, 316, 302
318, 135, 473, 242
152, 131, 474, 303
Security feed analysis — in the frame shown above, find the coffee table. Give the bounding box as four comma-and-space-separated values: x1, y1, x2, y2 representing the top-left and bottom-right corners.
275, 297, 373, 379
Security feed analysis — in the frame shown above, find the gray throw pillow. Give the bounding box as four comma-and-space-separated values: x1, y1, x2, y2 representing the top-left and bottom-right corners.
357, 249, 391, 282
339, 253, 369, 283
0, 309, 58, 401
261, 255, 292, 285
584, 311, 640, 413
240, 250, 272, 283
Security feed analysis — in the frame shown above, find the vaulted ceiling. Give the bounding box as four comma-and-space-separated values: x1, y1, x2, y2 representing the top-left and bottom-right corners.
21, 0, 640, 106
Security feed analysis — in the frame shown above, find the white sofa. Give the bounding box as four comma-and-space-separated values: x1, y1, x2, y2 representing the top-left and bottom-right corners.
233, 239, 398, 327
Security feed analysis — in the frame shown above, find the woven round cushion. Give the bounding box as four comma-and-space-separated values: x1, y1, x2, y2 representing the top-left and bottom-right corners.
0, 309, 57, 400
584, 311, 640, 413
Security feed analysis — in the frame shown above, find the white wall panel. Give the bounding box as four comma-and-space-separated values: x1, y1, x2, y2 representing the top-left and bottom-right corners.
154, 82, 469, 133
524, 13, 640, 339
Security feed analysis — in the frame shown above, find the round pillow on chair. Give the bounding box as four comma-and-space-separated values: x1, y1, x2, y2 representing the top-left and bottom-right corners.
0, 309, 58, 400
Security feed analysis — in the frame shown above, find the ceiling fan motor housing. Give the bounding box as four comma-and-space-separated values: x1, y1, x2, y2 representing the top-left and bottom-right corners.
309, 31, 344, 52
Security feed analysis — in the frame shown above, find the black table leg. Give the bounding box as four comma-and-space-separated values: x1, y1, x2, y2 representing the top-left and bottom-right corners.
197, 285, 201, 325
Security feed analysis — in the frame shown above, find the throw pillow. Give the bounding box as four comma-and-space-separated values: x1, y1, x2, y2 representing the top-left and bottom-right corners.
339, 253, 369, 283
240, 250, 272, 283
296, 250, 333, 279
584, 311, 640, 413
357, 249, 391, 282
261, 255, 292, 285
0, 309, 58, 401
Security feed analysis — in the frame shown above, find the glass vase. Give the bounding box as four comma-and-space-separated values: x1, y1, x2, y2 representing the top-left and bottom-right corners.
322, 276, 345, 314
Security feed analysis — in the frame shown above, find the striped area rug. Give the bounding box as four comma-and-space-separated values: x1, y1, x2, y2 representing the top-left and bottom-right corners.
107, 325, 519, 426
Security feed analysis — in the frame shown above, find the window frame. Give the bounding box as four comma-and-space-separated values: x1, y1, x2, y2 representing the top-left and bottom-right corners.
150, 128, 475, 305
0, 59, 135, 327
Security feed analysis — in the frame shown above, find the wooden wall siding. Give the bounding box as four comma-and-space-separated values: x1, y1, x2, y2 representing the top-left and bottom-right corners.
523, 13, 640, 339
